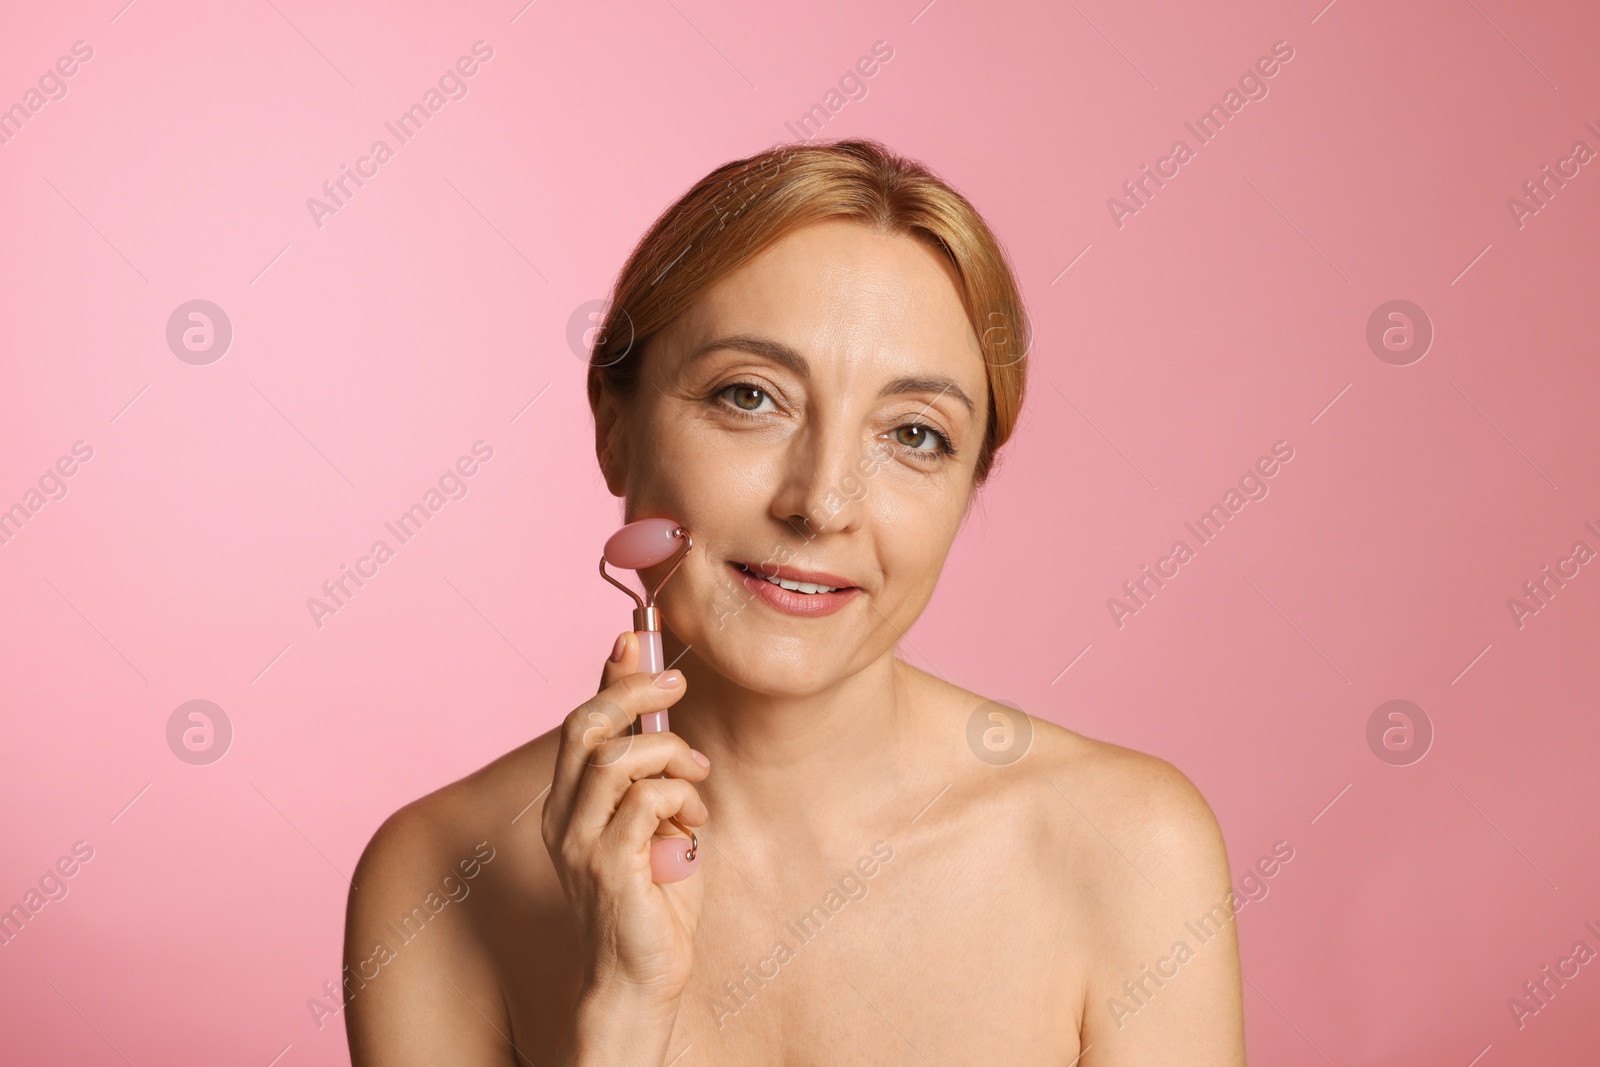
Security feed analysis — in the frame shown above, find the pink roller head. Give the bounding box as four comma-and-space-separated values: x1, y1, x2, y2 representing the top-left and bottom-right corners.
600, 518, 692, 673
604, 518, 685, 570
651, 835, 699, 883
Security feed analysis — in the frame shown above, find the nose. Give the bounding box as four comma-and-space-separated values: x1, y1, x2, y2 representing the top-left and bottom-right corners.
771, 416, 866, 539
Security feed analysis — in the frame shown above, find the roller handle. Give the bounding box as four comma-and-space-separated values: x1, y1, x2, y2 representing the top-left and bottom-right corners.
634, 629, 698, 883
636, 629, 668, 733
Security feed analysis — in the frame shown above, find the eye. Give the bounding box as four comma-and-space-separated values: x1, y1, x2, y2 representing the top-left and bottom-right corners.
889, 423, 957, 461
714, 382, 778, 415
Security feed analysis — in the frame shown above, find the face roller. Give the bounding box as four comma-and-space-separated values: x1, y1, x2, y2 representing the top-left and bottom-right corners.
600, 517, 700, 884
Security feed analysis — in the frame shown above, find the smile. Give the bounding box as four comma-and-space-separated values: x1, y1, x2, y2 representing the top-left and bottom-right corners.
729, 561, 861, 617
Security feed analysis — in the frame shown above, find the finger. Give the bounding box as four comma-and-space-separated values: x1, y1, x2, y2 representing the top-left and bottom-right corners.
598, 777, 709, 862
597, 630, 637, 695
568, 732, 710, 840
545, 669, 690, 837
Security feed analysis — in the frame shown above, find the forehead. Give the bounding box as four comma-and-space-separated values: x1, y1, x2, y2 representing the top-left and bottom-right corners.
667, 220, 985, 388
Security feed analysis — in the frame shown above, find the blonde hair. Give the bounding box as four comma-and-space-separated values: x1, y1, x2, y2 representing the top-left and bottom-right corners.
586, 137, 1029, 486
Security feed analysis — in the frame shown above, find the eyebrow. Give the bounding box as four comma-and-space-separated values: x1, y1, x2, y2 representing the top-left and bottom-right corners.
686, 334, 978, 419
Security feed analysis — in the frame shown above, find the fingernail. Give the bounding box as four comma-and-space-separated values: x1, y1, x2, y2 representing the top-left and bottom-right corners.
691, 749, 710, 767
654, 670, 683, 688
609, 633, 627, 663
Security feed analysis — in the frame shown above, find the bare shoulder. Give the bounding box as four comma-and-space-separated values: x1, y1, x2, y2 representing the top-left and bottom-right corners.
342, 727, 567, 1065
909, 662, 1226, 885
1028, 716, 1228, 885
912, 663, 1233, 943
348, 726, 562, 907
965, 698, 1244, 1062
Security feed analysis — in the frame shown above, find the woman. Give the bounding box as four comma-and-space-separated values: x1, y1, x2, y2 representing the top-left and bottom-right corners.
344, 139, 1245, 1065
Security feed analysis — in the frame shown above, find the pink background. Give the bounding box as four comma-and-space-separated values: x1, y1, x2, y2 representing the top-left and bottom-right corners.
3, 0, 1598, 1063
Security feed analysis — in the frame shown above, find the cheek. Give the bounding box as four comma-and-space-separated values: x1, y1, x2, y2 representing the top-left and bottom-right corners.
867, 482, 965, 589
627, 410, 732, 511
870, 466, 967, 525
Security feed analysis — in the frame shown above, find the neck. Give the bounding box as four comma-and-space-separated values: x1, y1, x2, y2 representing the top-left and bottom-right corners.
660, 634, 929, 859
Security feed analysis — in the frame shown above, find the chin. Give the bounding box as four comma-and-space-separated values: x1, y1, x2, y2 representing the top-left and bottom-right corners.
703, 633, 852, 697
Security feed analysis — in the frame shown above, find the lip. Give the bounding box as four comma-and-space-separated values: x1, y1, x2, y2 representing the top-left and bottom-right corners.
732, 561, 859, 589
729, 561, 861, 617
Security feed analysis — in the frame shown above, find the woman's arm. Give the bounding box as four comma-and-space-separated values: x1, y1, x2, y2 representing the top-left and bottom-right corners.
342, 633, 709, 1066
1076, 755, 1247, 1066
341, 807, 687, 1066
343, 804, 518, 1065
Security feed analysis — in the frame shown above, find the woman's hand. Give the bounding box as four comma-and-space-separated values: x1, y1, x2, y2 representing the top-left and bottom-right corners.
542, 631, 711, 1057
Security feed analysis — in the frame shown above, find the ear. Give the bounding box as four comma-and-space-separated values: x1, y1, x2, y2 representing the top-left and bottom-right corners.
593, 384, 630, 498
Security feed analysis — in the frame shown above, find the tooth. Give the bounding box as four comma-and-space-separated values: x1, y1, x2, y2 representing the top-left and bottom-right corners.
759, 573, 837, 594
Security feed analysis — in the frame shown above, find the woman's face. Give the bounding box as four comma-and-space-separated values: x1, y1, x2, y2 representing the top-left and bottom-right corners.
597, 219, 990, 696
